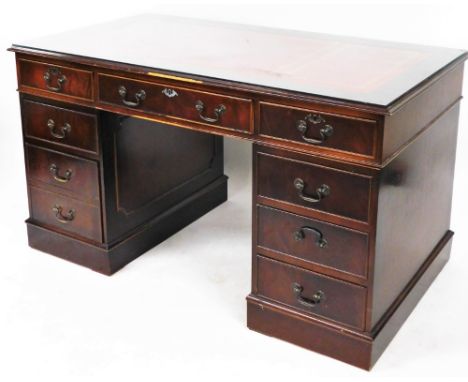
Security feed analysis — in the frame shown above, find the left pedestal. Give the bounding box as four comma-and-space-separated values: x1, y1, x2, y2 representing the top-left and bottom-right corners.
22, 96, 227, 275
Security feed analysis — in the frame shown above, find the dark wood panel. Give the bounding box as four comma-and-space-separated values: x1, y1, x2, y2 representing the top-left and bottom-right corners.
247, 297, 373, 370
18, 58, 93, 100
26, 176, 228, 275
371, 231, 452, 366
29, 186, 102, 242
382, 63, 464, 161
371, 103, 460, 327
98, 74, 253, 133
257, 205, 369, 279
22, 99, 98, 155
100, 113, 225, 243
256, 151, 372, 223
256, 256, 367, 329
26, 144, 100, 203
259, 102, 377, 158
248, 229, 452, 370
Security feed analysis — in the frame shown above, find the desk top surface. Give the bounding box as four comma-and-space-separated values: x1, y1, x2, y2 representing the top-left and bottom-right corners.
12, 14, 466, 108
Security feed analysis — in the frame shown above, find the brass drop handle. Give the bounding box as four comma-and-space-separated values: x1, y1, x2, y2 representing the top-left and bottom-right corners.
292, 283, 324, 308
52, 205, 75, 223
294, 226, 328, 248
195, 100, 226, 123
43, 67, 67, 92
118, 85, 146, 107
294, 178, 330, 203
49, 164, 72, 183
296, 113, 334, 144
48, 119, 71, 139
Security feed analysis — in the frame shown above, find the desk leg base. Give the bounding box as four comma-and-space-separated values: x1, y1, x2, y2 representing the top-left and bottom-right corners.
26, 176, 228, 275
246, 231, 453, 370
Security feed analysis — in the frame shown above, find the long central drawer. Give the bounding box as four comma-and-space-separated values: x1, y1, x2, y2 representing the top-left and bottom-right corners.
97, 74, 253, 134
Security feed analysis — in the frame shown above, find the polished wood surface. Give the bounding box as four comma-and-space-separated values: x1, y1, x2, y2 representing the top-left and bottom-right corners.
99, 114, 225, 244
370, 232, 453, 365
257, 205, 369, 279
9, 16, 466, 370
18, 58, 93, 100
382, 64, 464, 161
98, 74, 253, 133
12, 14, 466, 106
256, 150, 372, 223
27, 176, 228, 275
248, 231, 453, 369
26, 144, 100, 203
256, 255, 367, 329
29, 185, 102, 242
371, 103, 460, 327
13, 52, 463, 169
259, 102, 377, 158
22, 98, 98, 155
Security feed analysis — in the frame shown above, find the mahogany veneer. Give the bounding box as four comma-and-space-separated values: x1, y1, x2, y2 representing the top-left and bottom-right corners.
257, 205, 369, 280
26, 144, 100, 202
22, 98, 99, 155
98, 73, 254, 134
18, 58, 93, 100
9, 14, 467, 370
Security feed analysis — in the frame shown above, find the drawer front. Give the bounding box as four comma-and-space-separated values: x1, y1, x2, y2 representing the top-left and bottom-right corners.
98, 74, 253, 133
257, 206, 369, 278
26, 145, 100, 203
256, 152, 371, 223
29, 186, 102, 242
22, 99, 98, 154
256, 256, 366, 329
259, 102, 377, 158
18, 59, 93, 100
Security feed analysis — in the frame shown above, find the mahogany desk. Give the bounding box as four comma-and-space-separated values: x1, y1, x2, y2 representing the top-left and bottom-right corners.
9, 15, 467, 369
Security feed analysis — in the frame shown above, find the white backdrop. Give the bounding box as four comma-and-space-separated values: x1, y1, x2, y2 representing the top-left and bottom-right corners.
0, 1, 467, 381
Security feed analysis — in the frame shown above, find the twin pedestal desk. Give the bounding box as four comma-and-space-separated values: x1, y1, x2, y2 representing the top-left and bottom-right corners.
9, 15, 466, 369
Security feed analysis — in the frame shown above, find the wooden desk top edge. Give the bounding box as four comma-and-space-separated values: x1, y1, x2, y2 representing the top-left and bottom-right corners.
9, 14, 467, 115
9, 44, 467, 117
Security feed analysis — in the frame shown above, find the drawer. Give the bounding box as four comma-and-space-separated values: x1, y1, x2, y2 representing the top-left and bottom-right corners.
256, 152, 371, 223
18, 59, 93, 100
98, 74, 253, 133
257, 206, 369, 278
26, 145, 100, 203
29, 186, 102, 242
22, 99, 98, 154
256, 255, 366, 329
259, 102, 377, 158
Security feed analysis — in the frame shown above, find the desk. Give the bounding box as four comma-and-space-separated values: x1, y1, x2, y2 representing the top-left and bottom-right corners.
9, 14, 466, 369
